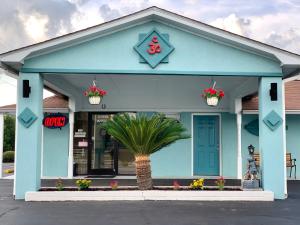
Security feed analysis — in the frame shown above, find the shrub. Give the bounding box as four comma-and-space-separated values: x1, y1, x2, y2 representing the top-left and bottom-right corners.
76, 179, 92, 190
4, 115, 15, 152
3, 151, 14, 163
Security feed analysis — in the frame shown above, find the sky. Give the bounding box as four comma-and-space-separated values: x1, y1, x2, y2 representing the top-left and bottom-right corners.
1, 0, 300, 106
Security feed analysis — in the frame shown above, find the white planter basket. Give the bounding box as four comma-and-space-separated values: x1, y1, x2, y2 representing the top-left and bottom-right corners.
206, 97, 219, 106
88, 96, 102, 105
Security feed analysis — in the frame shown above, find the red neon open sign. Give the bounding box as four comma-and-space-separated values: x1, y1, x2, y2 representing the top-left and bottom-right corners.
43, 113, 68, 129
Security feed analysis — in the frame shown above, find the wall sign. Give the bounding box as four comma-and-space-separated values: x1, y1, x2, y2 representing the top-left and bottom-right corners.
147, 36, 161, 54
134, 28, 174, 68
43, 113, 68, 129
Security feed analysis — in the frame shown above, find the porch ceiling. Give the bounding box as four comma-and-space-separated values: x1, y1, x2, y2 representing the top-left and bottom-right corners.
44, 74, 258, 112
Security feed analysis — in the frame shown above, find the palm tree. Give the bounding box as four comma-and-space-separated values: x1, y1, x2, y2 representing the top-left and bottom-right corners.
102, 113, 189, 190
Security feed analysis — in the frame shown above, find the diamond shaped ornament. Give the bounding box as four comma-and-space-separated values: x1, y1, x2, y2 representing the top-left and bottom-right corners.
263, 110, 283, 131
18, 107, 38, 128
134, 28, 174, 68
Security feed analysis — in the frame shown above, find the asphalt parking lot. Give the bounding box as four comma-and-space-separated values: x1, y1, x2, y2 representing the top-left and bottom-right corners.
0, 180, 299, 225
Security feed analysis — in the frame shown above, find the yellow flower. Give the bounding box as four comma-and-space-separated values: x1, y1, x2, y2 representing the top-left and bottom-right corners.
190, 178, 205, 190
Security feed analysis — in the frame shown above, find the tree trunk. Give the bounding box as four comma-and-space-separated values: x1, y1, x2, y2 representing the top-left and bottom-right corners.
135, 155, 153, 190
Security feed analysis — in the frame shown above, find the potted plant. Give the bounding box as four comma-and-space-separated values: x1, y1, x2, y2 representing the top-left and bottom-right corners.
202, 87, 224, 106
83, 81, 107, 105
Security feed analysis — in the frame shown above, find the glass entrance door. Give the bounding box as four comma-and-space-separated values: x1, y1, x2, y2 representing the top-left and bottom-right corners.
87, 112, 136, 176
88, 113, 117, 175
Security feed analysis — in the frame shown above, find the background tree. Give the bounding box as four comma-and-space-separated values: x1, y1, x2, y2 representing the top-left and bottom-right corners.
102, 113, 189, 190
4, 114, 15, 152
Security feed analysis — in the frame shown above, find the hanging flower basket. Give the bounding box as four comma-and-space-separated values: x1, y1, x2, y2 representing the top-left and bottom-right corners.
202, 86, 224, 107
88, 96, 102, 105
206, 96, 219, 106
83, 81, 107, 105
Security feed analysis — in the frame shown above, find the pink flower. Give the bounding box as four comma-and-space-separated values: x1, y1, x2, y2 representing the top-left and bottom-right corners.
173, 180, 180, 190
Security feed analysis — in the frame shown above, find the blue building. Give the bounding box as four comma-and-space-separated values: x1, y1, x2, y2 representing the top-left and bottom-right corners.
1, 7, 300, 200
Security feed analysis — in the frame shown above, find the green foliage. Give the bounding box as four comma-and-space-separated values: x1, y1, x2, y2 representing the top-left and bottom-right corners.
101, 113, 189, 156
3, 151, 14, 162
4, 115, 15, 152
55, 178, 64, 191
76, 179, 92, 190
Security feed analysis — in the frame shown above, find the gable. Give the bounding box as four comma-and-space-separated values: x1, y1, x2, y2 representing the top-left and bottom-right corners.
22, 21, 282, 76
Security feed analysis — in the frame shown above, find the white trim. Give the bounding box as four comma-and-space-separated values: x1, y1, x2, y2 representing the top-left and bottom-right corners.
0, 113, 4, 178
236, 112, 242, 179
13, 78, 20, 196
41, 126, 44, 177
283, 73, 300, 82
282, 82, 288, 197
235, 98, 243, 179
191, 113, 222, 176
67, 111, 74, 178
243, 109, 300, 115
25, 190, 274, 202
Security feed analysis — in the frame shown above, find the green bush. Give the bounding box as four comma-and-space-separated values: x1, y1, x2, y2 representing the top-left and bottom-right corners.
4, 115, 15, 152
3, 151, 14, 163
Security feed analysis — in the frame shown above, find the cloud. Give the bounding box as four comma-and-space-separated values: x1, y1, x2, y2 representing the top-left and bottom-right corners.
210, 14, 251, 36
0, 0, 77, 53
19, 12, 49, 42
209, 11, 300, 54
99, 4, 121, 21
265, 28, 300, 53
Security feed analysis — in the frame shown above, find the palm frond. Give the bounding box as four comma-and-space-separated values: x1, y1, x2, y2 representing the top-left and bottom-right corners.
101, 113, 190, 156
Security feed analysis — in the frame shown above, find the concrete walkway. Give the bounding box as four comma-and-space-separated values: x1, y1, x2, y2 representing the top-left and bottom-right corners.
0, 180, 299, 225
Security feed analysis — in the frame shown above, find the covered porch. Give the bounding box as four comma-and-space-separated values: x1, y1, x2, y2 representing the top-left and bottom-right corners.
43, 73, 258, 180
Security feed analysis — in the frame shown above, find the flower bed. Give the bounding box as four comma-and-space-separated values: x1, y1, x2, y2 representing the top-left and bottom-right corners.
25, 188, 274, 202
39, 186, 242, 192
26, 178, 274, 201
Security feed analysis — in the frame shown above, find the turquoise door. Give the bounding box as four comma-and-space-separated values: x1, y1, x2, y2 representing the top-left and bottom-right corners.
193, 115, 220, 176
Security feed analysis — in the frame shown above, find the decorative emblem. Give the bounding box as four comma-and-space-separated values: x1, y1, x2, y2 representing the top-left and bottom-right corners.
244, 119, 259, 136
147, 36, 161, 55
263, 110, 283, 131
18, 107, 38, 128
134, 28, 174, 68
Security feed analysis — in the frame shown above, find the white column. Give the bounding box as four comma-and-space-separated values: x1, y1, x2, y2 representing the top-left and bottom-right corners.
67, 111, 74, 178
235, 98, 243, 179
282, 82, 287, 195
0, 113, 4, 178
